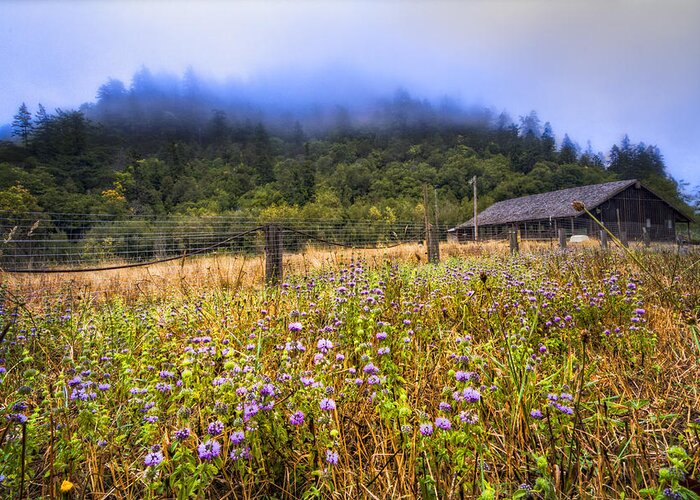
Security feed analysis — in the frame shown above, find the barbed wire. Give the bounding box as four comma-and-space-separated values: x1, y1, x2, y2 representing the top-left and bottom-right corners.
1, 226, 265, 274
0, 212, 439, 274
281, 225, 422, 250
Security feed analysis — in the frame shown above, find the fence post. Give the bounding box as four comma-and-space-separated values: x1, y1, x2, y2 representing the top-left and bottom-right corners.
600, 230, 608, 250
620, 230, 629, 248
558, 228, 567, 249
642, 227, 651, 247
509, 229, 519, 254
423, 184, 440, 264
265, 224, 283, 285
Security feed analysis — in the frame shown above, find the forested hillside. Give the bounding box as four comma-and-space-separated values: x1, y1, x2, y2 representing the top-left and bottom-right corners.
0, 68, 691, 228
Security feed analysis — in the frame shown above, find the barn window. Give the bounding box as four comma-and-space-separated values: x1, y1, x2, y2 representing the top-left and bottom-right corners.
646, 218, 651, 228
667, 219, 673, 229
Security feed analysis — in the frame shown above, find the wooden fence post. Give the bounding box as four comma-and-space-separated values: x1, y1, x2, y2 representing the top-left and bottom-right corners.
558, 228, 567, 249
427, 224, 440, 264
423, 184, 440, 264
265, 224, 283, 285
600, 230, 608, 249
642, 227, 651, 247
620, 230, 629, 248
509, 229, 519, 254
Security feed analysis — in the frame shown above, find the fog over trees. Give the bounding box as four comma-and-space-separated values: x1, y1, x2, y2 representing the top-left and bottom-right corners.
0, 67, 693, 228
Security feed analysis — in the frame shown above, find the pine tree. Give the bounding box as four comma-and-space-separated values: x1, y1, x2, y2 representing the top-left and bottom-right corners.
559, 134, 579, 164
12, 103, 32, 147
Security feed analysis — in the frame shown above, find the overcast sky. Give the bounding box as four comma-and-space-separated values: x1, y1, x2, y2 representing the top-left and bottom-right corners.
2, 0, 699, 187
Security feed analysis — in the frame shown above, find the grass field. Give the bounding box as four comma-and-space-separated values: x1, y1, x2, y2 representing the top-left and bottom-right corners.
1, 242, 699, 498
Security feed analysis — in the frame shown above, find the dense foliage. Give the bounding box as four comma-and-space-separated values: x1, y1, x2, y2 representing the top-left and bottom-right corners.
1, 249, 699, 498
0, 69, 692, 230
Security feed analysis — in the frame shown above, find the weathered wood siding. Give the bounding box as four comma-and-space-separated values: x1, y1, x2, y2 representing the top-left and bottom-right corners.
454, 183, 685, 242
596, 184, 677, 241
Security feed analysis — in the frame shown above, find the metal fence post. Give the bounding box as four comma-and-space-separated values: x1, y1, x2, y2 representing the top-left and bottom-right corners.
265, 224, 283, 285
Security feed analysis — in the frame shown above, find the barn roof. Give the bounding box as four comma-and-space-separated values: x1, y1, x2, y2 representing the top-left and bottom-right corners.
452, 179, 689, 229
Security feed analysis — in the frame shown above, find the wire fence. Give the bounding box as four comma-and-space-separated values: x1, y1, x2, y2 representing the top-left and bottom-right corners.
0, 212, 440, 273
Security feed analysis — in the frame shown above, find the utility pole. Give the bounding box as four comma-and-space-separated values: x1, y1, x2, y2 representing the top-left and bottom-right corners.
469, 175, 478, 241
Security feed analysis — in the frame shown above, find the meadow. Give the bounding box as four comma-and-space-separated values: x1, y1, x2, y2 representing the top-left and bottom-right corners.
1, 242, 699, 499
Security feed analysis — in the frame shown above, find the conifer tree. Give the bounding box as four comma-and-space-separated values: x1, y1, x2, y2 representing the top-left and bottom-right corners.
12, 103, 32, 147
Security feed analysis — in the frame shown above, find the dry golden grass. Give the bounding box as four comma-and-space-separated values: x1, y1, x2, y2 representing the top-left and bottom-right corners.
1, 239, 695, 308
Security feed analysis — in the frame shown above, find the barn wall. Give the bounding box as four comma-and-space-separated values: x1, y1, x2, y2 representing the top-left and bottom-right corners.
452, 183, 686, 242
596, 184, 677, 241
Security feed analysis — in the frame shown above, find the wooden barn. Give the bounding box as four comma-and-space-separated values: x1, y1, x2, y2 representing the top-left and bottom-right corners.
448, 179, 692, 242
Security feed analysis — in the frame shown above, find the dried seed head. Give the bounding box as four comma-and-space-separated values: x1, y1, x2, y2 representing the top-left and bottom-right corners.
572, 201, 585, 212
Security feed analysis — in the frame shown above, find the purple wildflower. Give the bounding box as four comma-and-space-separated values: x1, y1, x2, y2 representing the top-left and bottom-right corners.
174, 428, 190, 441
243, 402, 259, 422
560, 392, 573, 401
556, 404, 574, 415
198, 439, 221, 460
435, 417, 452, 430
288, 322, 303, 332
229, 430, 245, 445
459, 411, 479, 424
462, 387, 481, 403
419, 423, 434, 436
455, 371, 473, 382
289, 411, 305, 425
144, 451, 164, 467
320, 398, 336, 411
530, 409, 543, 419
260, 383, 276, 397
325, 449, 339, 465
208, 420, 224, 436
230, 446, 250, 461
316, 338, 334, 352
70, 388, 88, 401
363, 362, 379, 375
6, 413, 28, 424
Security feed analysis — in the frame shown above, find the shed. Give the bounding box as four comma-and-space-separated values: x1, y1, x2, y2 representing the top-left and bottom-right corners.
449, 179, 692, 242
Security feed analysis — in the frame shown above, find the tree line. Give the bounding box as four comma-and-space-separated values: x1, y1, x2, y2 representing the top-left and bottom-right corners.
1, 68, 694, 236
